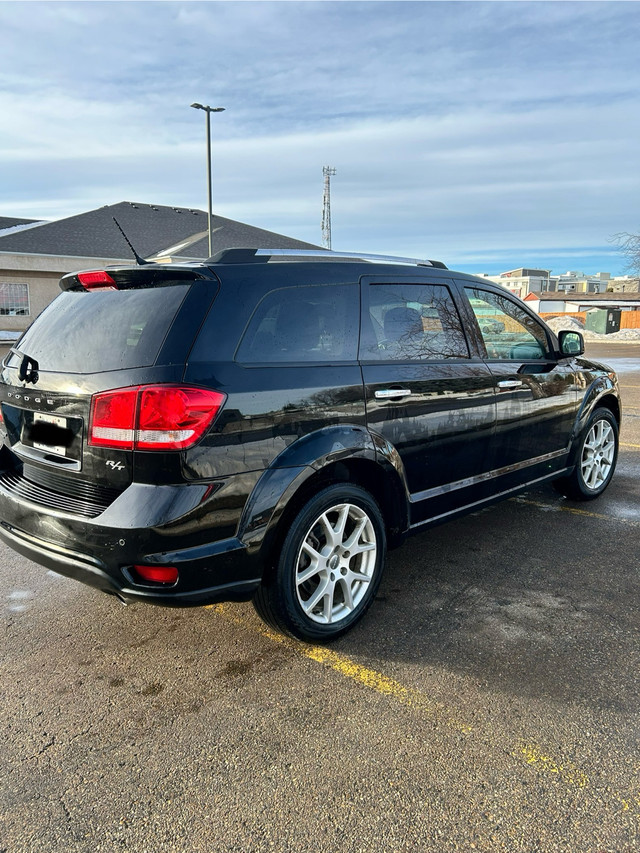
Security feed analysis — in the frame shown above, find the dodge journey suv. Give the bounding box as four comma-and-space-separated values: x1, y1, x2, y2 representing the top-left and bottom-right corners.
0, 249, 620, 640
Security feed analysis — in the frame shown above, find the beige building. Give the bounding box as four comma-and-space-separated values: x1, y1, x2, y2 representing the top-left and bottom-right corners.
475, 268, 555, 299
606, 275, 640, 293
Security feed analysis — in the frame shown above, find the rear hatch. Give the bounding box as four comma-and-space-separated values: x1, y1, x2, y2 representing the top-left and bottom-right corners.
0, 266, 219, 517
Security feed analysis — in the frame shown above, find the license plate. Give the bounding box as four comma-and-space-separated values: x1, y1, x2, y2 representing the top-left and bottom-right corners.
31, 412, 70, 456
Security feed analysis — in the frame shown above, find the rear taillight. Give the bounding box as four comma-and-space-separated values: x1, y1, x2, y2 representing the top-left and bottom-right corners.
89, 385, 226, 451
90, 388, 138, 448
77, 271, 117, 291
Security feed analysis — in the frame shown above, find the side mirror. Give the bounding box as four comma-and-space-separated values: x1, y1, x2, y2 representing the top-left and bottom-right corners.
558, 329, 584, 357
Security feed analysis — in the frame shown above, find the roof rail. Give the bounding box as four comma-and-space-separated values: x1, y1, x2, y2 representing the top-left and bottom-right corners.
207, 248, 448, 269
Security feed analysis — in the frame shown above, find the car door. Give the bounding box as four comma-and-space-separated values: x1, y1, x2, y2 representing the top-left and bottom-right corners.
359, 276, 496, 523
461, 284, 579, 481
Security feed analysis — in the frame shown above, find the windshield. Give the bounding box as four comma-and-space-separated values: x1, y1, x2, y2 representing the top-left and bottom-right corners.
7, 285, 190, 374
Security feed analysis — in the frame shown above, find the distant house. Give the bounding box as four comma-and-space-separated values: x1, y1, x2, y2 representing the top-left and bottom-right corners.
0, 201, 319, 332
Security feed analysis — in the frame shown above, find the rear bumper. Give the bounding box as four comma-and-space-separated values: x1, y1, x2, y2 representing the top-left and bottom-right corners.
0, 521, 261, 605
0, 467, 263, 606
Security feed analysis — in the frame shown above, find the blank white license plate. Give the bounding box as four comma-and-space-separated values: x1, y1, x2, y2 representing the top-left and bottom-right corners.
32, 412, 68, 455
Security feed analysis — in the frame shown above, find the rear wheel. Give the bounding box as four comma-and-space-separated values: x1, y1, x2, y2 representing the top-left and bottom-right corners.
253, 484, 386, 642
553, 407, 619, 501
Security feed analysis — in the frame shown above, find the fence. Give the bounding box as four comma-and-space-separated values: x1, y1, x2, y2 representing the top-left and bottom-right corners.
620, 311, 640, 329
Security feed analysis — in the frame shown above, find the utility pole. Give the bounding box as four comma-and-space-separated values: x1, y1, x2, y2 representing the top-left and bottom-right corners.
322, 166, 336, 249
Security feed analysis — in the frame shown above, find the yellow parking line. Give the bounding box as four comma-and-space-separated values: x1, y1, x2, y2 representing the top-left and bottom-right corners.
621, 442, 640, 449
207, 603, 472, 733
518, 744, 640, 817
518, 743, 588, 788
207, 603, 640, 823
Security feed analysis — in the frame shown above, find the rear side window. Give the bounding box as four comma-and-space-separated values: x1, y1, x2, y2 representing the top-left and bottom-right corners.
7, 285, 190, 374
236, 283, 359, 364
360, 282, 469, 360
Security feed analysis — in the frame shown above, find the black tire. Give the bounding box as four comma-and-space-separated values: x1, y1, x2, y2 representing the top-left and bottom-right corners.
253, 484, 386, 642
553, 407, 619, 501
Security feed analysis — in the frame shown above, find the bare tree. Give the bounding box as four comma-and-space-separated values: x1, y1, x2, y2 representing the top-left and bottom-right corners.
612, 231, 640, 275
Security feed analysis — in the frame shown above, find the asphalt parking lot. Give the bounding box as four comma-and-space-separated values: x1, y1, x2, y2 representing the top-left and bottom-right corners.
1, 341, 639, 853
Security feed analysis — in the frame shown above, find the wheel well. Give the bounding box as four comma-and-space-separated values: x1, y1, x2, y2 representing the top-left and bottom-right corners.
597, 393, 621, 425
261, 459, 409, 575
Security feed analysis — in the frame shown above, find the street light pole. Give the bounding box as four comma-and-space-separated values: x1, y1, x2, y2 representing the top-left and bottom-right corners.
190, 103, 225, 257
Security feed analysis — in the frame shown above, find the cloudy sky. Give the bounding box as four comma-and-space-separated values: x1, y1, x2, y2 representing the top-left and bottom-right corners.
1, 1, 639, 275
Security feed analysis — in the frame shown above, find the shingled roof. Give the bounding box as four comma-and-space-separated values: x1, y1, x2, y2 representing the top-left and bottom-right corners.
0, 216, 42, 232
0, 201, 318, 260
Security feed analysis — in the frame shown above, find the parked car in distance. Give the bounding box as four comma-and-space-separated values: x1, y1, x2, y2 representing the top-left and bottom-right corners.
0, 249, 621, 640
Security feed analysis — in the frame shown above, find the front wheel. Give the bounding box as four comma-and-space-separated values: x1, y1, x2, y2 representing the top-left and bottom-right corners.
253, 484, 386, 642
553, 407, 619, 501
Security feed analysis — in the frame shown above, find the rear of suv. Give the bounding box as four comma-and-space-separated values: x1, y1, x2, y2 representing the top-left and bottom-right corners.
0, 249, 621, 640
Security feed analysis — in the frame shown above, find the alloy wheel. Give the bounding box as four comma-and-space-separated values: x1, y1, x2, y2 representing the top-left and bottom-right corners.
581, 418, 616, 491
294, 502, 377, 625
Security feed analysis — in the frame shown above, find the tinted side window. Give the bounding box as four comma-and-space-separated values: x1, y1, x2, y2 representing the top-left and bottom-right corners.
235, 283, 359, 364
360, 283, 469, 361
465, 287, 550, 360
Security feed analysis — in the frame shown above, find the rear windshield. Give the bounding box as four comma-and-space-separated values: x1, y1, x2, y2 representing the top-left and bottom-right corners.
7, 285, 189, 374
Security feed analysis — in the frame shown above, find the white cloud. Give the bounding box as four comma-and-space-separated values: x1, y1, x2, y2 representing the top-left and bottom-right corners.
0, 1, 639, 272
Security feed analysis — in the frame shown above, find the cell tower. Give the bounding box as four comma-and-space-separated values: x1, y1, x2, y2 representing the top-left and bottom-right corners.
321, 166, 336, 249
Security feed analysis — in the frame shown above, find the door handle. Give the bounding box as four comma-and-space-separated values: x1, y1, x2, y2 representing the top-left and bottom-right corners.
497, 379, 524, 389
374, 388, 413, 400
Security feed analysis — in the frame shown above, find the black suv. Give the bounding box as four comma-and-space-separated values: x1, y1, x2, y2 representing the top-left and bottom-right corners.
0, 249, 620, 640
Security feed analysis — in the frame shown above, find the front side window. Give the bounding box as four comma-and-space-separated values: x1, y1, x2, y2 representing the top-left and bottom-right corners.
465, 287, 550, 360
0, 282, 29, 316
236, 283, 359, 364
360, 282, 469, 361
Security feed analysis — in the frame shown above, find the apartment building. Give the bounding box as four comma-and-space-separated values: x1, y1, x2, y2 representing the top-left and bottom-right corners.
476, 267, 639, 299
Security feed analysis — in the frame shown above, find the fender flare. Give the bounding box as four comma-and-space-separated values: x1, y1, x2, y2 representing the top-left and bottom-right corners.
568, 375, 620, 463
237, 424, 410, 556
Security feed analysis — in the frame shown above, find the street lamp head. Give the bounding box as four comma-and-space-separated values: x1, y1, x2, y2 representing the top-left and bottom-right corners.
190, 103, 226, 113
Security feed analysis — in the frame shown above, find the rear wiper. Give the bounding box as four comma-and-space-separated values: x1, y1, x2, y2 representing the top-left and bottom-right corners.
18, 353, 39, 384
112, 217, 152, 265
